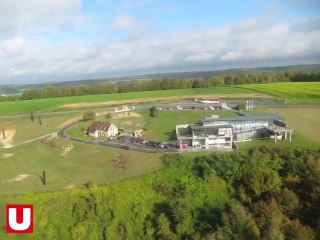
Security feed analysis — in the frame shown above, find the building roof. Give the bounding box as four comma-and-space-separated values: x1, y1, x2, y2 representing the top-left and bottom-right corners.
190, 124, 232, 130
202, 114, 283, 122
88, 121, 113, 134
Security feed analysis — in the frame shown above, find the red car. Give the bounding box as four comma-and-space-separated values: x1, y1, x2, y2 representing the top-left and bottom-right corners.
121, 145, 132, 150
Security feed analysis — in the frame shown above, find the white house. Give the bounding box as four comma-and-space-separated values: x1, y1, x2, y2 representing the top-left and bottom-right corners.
88, 121, 118, 138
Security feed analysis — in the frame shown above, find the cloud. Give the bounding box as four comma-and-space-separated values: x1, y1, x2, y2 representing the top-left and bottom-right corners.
2, 37, 27, 58
113, 15, 135, 29
0, 0, 89, 39
112, 15, 150, 41
0, 14, 319, 84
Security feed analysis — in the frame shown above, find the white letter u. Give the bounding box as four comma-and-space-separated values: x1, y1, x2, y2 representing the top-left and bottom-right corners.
8, 208, 31, 231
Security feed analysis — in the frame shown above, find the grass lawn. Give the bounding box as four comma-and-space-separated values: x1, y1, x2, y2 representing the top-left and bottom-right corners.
237, 131, 319, 150
0, 113, 80, 144
0, 86, 258, 115
0, 138, 163, 196
238, 82, 320, 104
238, 106, 320, 150
265, 107, 320, 144
66, 109, 238, 142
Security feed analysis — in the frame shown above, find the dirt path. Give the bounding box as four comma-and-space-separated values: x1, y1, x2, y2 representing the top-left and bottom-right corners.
59, 93, 271, 109
57, 116, 82, 129
0, 132, 57, 149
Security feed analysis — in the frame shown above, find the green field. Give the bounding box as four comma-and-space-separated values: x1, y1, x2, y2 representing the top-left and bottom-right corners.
0, 113, 79, 144
66, 109, 238, 142
238, 82, 320, 104
0, 86, 255, 115
0, 138, 163, 196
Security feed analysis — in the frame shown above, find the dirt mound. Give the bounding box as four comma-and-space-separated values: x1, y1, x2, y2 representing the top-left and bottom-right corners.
0, 128, 16, 141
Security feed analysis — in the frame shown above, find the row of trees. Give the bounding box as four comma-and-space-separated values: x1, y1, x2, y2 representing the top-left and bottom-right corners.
1, 70, 319, 101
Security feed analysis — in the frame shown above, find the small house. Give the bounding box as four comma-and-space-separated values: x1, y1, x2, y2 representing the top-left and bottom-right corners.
88, 121, 118, 138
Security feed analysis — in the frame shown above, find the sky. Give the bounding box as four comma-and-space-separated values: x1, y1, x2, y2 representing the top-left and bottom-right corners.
0, 0, 319, 84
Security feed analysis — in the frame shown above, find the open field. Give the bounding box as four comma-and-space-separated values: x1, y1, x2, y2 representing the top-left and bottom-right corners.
237, 131, 319, 150
238, 82, 320, 104
0, 138, 163, 196
0, 113, 80, 145
0, 86, 264, 115
237, 106, 320, 150
66, 109, 238, 142
265, 107, 320, 144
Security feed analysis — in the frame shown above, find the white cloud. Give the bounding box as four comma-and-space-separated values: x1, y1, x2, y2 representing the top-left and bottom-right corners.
0, 0, 89, 39
113, 15, 135, 29
0, 15, 319, 84
2, 37, 27, 57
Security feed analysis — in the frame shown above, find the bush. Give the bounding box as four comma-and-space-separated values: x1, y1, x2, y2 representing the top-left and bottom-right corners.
150, 106, 158, 118
235, 103, 246, 110
83, 111, 95, 121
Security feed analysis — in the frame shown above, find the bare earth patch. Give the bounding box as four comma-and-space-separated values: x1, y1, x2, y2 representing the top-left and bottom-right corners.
0, 128, 16, 141
0, 128, 16, 147
1, 153, 14, 159
113, 112, 142, 119
2, 174, 33, 183
63, 185, 75, 190
124, 121, 134, 126
61, 144, 74, 156
59, 93, 271, 109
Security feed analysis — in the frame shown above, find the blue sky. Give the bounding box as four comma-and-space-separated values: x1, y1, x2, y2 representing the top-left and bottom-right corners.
0, 0, 319, 84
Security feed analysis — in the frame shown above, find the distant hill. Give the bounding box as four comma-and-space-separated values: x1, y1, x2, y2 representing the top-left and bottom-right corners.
1, 64, 319, 95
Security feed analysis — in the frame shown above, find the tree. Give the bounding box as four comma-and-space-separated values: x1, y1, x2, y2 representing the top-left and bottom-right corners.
30, 112, 34, 122
156, 213, 175, 239
235, 103, 246, 111
83, 111, 95, 121
150, 106, 158, 118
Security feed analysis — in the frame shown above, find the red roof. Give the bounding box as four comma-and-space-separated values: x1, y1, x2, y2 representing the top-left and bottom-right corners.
88, 121, 112, 134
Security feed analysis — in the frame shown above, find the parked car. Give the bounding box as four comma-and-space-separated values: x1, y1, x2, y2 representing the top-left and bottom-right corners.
121, 145, 132, 150
159, 143, 165, 148
180, 143, 189, 149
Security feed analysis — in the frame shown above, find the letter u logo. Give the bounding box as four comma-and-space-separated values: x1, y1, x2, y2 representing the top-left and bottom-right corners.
6, 204, 33, 233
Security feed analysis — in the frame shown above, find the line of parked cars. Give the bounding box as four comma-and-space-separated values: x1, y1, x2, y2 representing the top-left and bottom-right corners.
110, 135, 177, 149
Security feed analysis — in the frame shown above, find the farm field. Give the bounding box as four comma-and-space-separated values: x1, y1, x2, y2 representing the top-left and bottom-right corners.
0, 86, 262, 115
238, 82, 320, 104
66, 109, 238, 142
0, 138, 163, 196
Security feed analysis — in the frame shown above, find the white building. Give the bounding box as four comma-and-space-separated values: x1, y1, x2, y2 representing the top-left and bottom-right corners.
88, 121, 118, 138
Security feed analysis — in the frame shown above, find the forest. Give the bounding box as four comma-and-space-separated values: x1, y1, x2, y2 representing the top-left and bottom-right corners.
1, 70, 319, 101
2, 147, 319, 239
